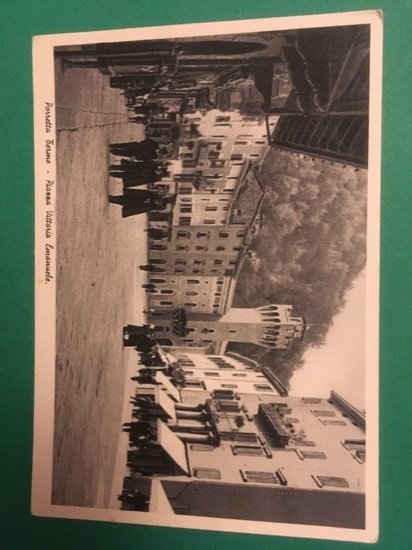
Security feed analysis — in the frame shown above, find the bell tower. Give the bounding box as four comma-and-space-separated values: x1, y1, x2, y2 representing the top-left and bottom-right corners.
186, 304, 306, 349
154, 303, 306, 349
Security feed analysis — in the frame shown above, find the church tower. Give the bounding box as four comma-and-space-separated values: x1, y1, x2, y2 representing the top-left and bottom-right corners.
152, 304, 306, 350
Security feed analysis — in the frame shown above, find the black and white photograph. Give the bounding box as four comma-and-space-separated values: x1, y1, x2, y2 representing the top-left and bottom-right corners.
32, 11, 382, 543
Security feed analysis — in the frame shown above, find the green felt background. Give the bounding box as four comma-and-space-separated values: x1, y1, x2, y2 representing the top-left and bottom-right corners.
0, 0, 410, 548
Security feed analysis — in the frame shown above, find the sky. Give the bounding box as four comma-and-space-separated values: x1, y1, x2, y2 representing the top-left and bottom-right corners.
289, 272, 366, 411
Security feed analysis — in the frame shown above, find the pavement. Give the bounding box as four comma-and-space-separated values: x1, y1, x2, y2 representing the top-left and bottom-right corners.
52, 59, 148, 508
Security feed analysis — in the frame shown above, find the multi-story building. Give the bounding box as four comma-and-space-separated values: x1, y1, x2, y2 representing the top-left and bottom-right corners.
148, 275, 234, 316
149, 302, 306, 351
119, 352, 366, 530
145, 163, 270, 348
176, 109, 277, 194
171, 351, 288, 396
148, 224, 248, 277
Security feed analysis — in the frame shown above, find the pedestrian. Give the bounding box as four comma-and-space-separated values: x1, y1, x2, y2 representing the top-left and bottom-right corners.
122, 174, 165, 188
109, 138, 159, 160
138, 264, 164, 273
123, 324, 151, 337
131, 374, 157, 385
118, 491, 149, 510
141, 283, 156, 290
109, 188, 163, 205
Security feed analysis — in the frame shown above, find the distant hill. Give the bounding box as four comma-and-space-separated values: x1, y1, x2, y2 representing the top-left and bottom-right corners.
228, 147, 367, 387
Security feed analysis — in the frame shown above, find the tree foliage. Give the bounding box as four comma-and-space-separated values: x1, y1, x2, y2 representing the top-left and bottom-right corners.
229, 148, 367, 387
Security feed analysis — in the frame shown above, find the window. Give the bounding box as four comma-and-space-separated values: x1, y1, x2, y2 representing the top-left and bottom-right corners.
196, 231, 208, 238
232, 373, 247, 377
214, 259, 223, 265
215, 363, 235, 370
343, 439, 366, 450
215, 115, 230, 123
204, 372, 219, 377
254, 384, 273, 391
177, 230, 190, 239
240, 470, 279, 484
219, 231, 229, 238
204, 219, 216, 225
230, 153, 243, 161
296, 450, 327, 460
205, 174, 223, 181
320, 420, 347, 426
185, 380, 203, 388
233, 433, 258, 443
187, 279, 199, 284
190, 444, 215, 452
255, 140, 266, 145
232, 445, 263, 456
342, 440, 366, 464
221, 384, 238, 389
150, 278, 166, 284
301, 398, 322, 404
312, 410, 336, 417
179, 216, 191, 226
249, 153, 260, 158
234, 140, 248, 145
160, 289, 174, 295
179, 185, 193, 194
149, 244, 167, 251
205, 206, 218, 212
186, 291, 198, 296
193, 468, 221, 480
159, 301, 173, 307
216, 246, 225, 252
184, 303, 197, 307
176, 245, 189, 252
216, 399, 240, 411
312, 475, 349, 489
180, 205, 192, 213
151, 258, 166, 264
195, 245, 208, 251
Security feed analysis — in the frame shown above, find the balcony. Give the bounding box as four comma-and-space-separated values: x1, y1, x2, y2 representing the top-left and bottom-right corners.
258, 403, 291, 448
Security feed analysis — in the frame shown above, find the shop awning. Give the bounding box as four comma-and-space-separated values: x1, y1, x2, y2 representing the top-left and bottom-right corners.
156, 371, 181, 403
157, 419, 189, 475
155, 386, 177, 421
149, 480, 175, 514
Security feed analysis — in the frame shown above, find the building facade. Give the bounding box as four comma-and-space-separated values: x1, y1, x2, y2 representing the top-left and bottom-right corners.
120, 352, 366, 529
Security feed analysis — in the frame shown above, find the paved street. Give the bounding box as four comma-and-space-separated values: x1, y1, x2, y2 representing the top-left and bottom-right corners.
52, 61, 146, 507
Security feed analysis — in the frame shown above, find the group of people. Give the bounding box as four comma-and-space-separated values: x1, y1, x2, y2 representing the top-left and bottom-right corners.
123, 324, 168, 384
138, 263, 166, 274
117, 489, 149, 511
109, 159, 170, 187
108, 137, 175, 218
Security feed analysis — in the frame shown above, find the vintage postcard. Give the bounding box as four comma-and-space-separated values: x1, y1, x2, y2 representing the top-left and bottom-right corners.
33, 10, 382, 543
